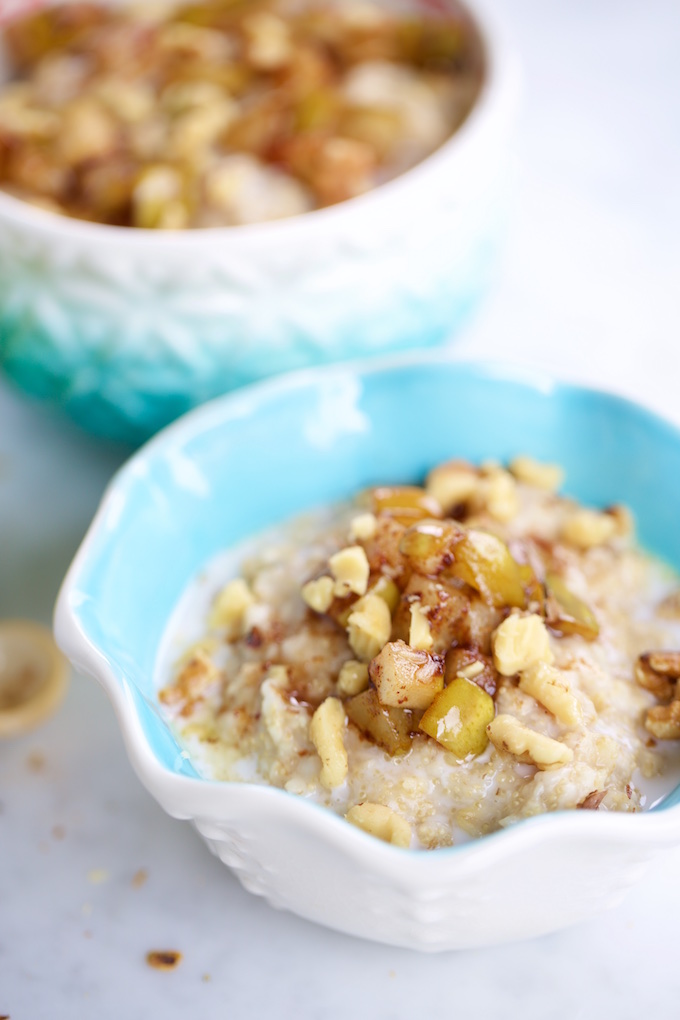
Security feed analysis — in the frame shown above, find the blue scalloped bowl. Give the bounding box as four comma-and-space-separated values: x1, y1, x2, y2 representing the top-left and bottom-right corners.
54, 357, 680, 950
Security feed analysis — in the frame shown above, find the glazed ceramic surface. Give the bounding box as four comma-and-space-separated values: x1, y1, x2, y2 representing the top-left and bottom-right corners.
54, 356, 680, 950
0, 0, 518, 443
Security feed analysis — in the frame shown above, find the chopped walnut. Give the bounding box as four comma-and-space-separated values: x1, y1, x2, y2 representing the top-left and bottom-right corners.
491, 614, 554, 676
561, 509, 617, 549
487, 714, 573, 769
347, 592, 392, 662
635, 651, 680, 739
301, 575, 335, 614
509, 455, 564, 492
309, 697, 348, 789
345, 802, 411, 848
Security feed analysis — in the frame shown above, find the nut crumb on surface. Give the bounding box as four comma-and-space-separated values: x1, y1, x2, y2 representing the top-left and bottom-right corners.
87, 869, 110, 885
131, 868, 148, 889
26, 751, 46, 773
146, 950, 183, 971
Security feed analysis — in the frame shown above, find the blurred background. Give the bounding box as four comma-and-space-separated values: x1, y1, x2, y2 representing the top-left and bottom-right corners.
1, 0, 679, 1016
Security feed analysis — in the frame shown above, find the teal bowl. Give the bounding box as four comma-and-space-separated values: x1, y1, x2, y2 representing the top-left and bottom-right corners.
54, 357, 680, 949
0, 0, 519, 444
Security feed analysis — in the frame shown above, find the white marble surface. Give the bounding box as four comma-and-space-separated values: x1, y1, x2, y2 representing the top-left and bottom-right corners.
2, 0, 680, 1016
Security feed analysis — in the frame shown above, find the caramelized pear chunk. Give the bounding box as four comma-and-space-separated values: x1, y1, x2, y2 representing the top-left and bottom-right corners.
452, 530, 526, 609
419, 675, 494, 757
369, 640, 444, 710
399, 518, 465, 575
345, 687, 414, 756
545, 572, 599, 641
369, 485, 442, 528
392, 574, 469, 652
518, 562, 545, 614
444, 647, 498, 696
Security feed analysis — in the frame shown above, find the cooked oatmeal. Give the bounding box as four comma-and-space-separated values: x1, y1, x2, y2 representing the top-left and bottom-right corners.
158, 457, 680, 849
0, 0, 483, 227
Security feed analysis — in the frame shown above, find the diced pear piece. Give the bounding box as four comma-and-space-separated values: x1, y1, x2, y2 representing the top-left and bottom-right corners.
345, 687, 414, 756
369, 640, 444, 710
419, 675, 495, 758
545, 572, 599, 641
399, 518, 464, 576
452, 529, 526, 609
369, 485, 442, 527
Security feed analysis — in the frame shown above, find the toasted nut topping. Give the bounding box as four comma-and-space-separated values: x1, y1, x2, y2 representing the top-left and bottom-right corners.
519, 661, 583, 727
337, 660, 370, 697
329, 545, 370, 597
409, 603, 433, 652
492, 614, 554, 676
345, 802, 411, 848
457, 660, 484, 680
644, 651, 680, 679
509, 456, 564, 492
243, 11, 293, 71
635, 652, 680, 701
578, 790, 607, 810
645, 701, 680, 741
349, 512, 377, 542
370, 639, 444, 710
309, 697, 348, 789
425, 460, 478, 513
301, 576, 335, 614
482, 469, 519, 523
209, 579, 255, 637
347, 593, 392, 662
561, 509, 617, 549
487, 714, 573, 769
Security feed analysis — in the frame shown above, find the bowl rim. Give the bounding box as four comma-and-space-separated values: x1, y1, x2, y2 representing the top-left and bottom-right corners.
0, 0, 519, 250
54, 352, 680, 864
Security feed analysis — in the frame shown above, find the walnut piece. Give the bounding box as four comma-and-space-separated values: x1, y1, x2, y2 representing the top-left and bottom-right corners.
309, 697, 348, 789
337, 659, 369, 696
491, 613, 554, 676
487, 714, 573, 769
408, 602, 433, 652
347, 592, 392, 661
561, 509, 617, 549
519, 661, 583, 727
635, 651, 680, 739
345, 802, 411, 848
301, 575, 335, 614
329, 545, 370, 597
509, 455, 564, 492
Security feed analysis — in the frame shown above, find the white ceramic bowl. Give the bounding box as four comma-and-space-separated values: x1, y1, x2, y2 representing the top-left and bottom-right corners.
54, 357, 680, 951
0, 0, 518, 442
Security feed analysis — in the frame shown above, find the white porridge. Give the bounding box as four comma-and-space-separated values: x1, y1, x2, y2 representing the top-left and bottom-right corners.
158, 456, 680, 849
